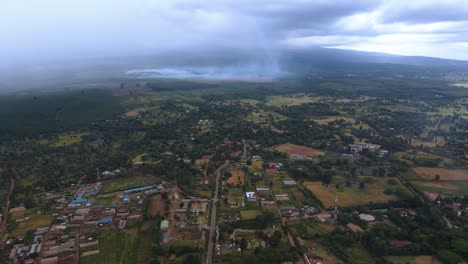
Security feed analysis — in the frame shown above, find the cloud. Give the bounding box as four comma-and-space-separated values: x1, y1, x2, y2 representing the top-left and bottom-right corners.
1, 0, 468, 65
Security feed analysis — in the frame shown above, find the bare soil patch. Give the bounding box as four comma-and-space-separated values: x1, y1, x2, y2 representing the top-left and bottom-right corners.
413, 167, 468, 181
274, 143, 324, 158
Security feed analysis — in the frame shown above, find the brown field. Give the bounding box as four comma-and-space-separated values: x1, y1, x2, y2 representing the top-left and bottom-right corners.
411, 138, 446, 148
252, 160, 263, 171
227, 170, 246, 186
413, 167, 468, 181
10, 215, 54, 237
195, 155, 212, 168
303, 178, 404, 208
149, 194, 166, 217
274, 143, 324, 158
291, 188, 306, 202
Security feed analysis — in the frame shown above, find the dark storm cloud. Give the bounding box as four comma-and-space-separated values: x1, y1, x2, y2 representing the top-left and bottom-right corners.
0, 0, 468, 66
380, 1, 468, 24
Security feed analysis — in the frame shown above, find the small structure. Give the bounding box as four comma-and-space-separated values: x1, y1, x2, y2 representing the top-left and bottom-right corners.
315, 212, 332, 222
275, 194, 290, 201
346, 223, 364, 233
98, 217, 113, 227
390, 240, 412, 247
160, 220, 169, 230
358, 213, 375, 222
265, 168, 279, 174
122, 194, 130, 202
282, 180, 297, 186
161, 232, 169, 243
245, 192, 257, 202
169, 253, 177, 261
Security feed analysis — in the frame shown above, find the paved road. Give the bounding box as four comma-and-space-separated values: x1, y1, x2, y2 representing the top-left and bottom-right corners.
206, 160, 229, 264
0, 164, 14, 231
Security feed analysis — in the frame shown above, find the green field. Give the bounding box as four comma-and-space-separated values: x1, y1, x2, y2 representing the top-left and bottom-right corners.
10, 215, 54, 237
239, 210, 261, 220
80, 229, 137, 264
100, 175, 160, 193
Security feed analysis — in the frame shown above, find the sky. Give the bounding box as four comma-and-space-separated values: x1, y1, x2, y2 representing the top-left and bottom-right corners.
1, 0, 468, 65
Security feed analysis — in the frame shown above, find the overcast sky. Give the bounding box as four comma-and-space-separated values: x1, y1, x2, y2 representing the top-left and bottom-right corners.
1, 0, 468, 64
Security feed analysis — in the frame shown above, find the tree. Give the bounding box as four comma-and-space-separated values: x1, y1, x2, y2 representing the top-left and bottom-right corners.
435, 174, 440, 181
359, 182, 365, 189
240, 237, 248, 251
269, 230, 283, 247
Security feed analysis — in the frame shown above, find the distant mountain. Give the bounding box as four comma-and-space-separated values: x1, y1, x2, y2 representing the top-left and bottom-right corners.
279, 47, 468, 75
1, 46, 467, 92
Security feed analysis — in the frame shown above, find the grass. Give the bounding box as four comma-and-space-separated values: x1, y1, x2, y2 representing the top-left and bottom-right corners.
239, 210, 261, 220
307, 242, 344, 264
132, 153, 148, 163
50, 132, 88, 147
10, 215, 53, 237
136, 221, 154, 264
411, 181, 468, 196
245, 109, 287, 124
80, 229, 137, 264
347, 245, 374, 264
385, 255, 442, 264
413, 167, 468, 181
265, 94, 318, 107
273, 143, 324, 158
310, 115, 354, 125
303, 177, 408, 208
100, 175, 160, 193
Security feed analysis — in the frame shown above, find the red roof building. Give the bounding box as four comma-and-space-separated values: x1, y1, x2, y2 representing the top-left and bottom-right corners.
265, 168, 279, 174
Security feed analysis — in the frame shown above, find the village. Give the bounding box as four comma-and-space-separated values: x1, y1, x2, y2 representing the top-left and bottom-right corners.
1, 137, 467, 264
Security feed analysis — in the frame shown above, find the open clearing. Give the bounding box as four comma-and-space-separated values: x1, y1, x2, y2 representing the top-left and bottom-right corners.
274, 143, 324, 158
80, 229, 137, 264
413, 167, 468, 181
10, 215, 54, 237
303, 177, 405, 208
411, 181, 468, 196
385, 255, 442, 264
310, 116, 355, 125
239, 210, 261, 220
100, 175, 159, 193
265, 94, 318, 107
227, 170, 246, 185
39, 133, 88, 147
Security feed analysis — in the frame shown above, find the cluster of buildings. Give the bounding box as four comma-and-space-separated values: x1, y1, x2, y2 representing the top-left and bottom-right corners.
346, 142, 389, 157
2, 181, 171, 263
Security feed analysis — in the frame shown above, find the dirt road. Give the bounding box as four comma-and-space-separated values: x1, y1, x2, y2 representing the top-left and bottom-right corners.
0, 164, 15, 230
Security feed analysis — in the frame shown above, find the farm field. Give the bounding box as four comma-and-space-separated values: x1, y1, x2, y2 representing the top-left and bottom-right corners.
273, 143, 324, 158
385, 255, 442, 264
100, 175, 160, 193
413, 167, 468, 181
80, 229, 137, 264
226, 170, 246, 186
411, 181, 468, 196
411, 138, 446, 148
239, 210, 261, 220
245, 109, 287, 123
307, 242, 344, 264
310, 115, 355, 125
10, 215, 54, 237
303, 177, 407, 208
265, 94, 318, 107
